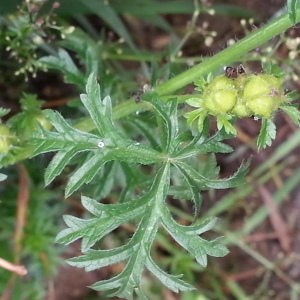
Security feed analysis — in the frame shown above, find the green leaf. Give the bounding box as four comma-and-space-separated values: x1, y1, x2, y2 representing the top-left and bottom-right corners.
128, 118, 160, 150
90, 257, 146, 299
56, 194, 149, 252
0, 108, 10, 118
261, 62, 286, 77
168, 185, 195, 201
216, 115, 237, 135
65, 154, 110, 197
280, 104, 300, 126
174, 133, 233, 160
194, 77, 207, 91
45, 147, 85, 186
80, 74, 115, 136
0, 173, 7, 181
195, 154, 220, 183
161, 208, 229, 267
142, 91, 178, 151
40, 49, 85, 89
186, 97, 202, 108
20, 93, 44, 111
257, 118, 276, 150
186, 217, 219, 235
175, 165, 203, 215
60, 28, 100, 76
184, 102, 209, 134
197, 111, 210, 134
82, 74, 161, 162
175, 159, 249, 190
81, 75, 157, 156
7, 94, 45, 137
41, 70, 253, 298
30, 109, 103, 183
185, 108, 204, 125
68, 244, 132, 271
286, 90, 299, 101
145, 254, 195, 293
59, 164, 171, 299
78, 0, 137, 50
30, 75, 162, 195
134, 289, 149, 300
170, 156, 219, 214
44, 0, 256, 19
287, 0, 298, 24
92, 161, 119, 199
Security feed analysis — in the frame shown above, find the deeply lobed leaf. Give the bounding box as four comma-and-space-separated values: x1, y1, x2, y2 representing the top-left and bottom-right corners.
257, 118, 276, 150
40, 75, 250, 299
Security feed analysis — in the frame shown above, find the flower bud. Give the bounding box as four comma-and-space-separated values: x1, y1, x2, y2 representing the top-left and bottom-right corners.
204, 90, 237, 114
203, 75, 237, 114
187, 70, 288, 126
231, 98, 250, 117
246, 96, 277, 118
209, 75, 235, 91
243, 74, 284, 118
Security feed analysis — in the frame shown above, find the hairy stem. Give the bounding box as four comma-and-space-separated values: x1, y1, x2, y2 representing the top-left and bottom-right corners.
154, 8, 300, 96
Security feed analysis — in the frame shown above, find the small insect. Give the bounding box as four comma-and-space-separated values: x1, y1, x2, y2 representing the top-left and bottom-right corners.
134, 87, 143, 103
225, 64, 246, 79
134, 84, 149, 103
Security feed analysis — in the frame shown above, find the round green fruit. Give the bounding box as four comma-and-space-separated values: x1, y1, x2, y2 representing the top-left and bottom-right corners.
243, 75, 272, 99
259, 74, 283, 92
243, 74, 284, 99
231, 101, 250, 117
246, 96, 276, 118
208, 75, 236, 92
204, 90, 237, 114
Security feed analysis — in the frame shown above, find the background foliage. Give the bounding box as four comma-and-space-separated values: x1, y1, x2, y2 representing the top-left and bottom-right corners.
1, 0, 300, 299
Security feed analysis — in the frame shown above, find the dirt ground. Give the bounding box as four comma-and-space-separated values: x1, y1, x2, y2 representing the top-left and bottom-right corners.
37, 0, 300, 299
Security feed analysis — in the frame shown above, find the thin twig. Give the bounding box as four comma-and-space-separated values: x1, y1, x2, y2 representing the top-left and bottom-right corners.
258, 184, 291, 252
14, 163, 30, 262
0, 257, 27, 275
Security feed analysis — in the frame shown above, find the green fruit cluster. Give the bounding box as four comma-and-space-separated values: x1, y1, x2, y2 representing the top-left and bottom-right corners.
203, 73, 286, 118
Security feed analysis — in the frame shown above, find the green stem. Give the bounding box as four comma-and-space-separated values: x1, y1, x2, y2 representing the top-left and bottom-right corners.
170, 0, 201, 58
76, 9, 300, 132
154, 8, 300, 96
